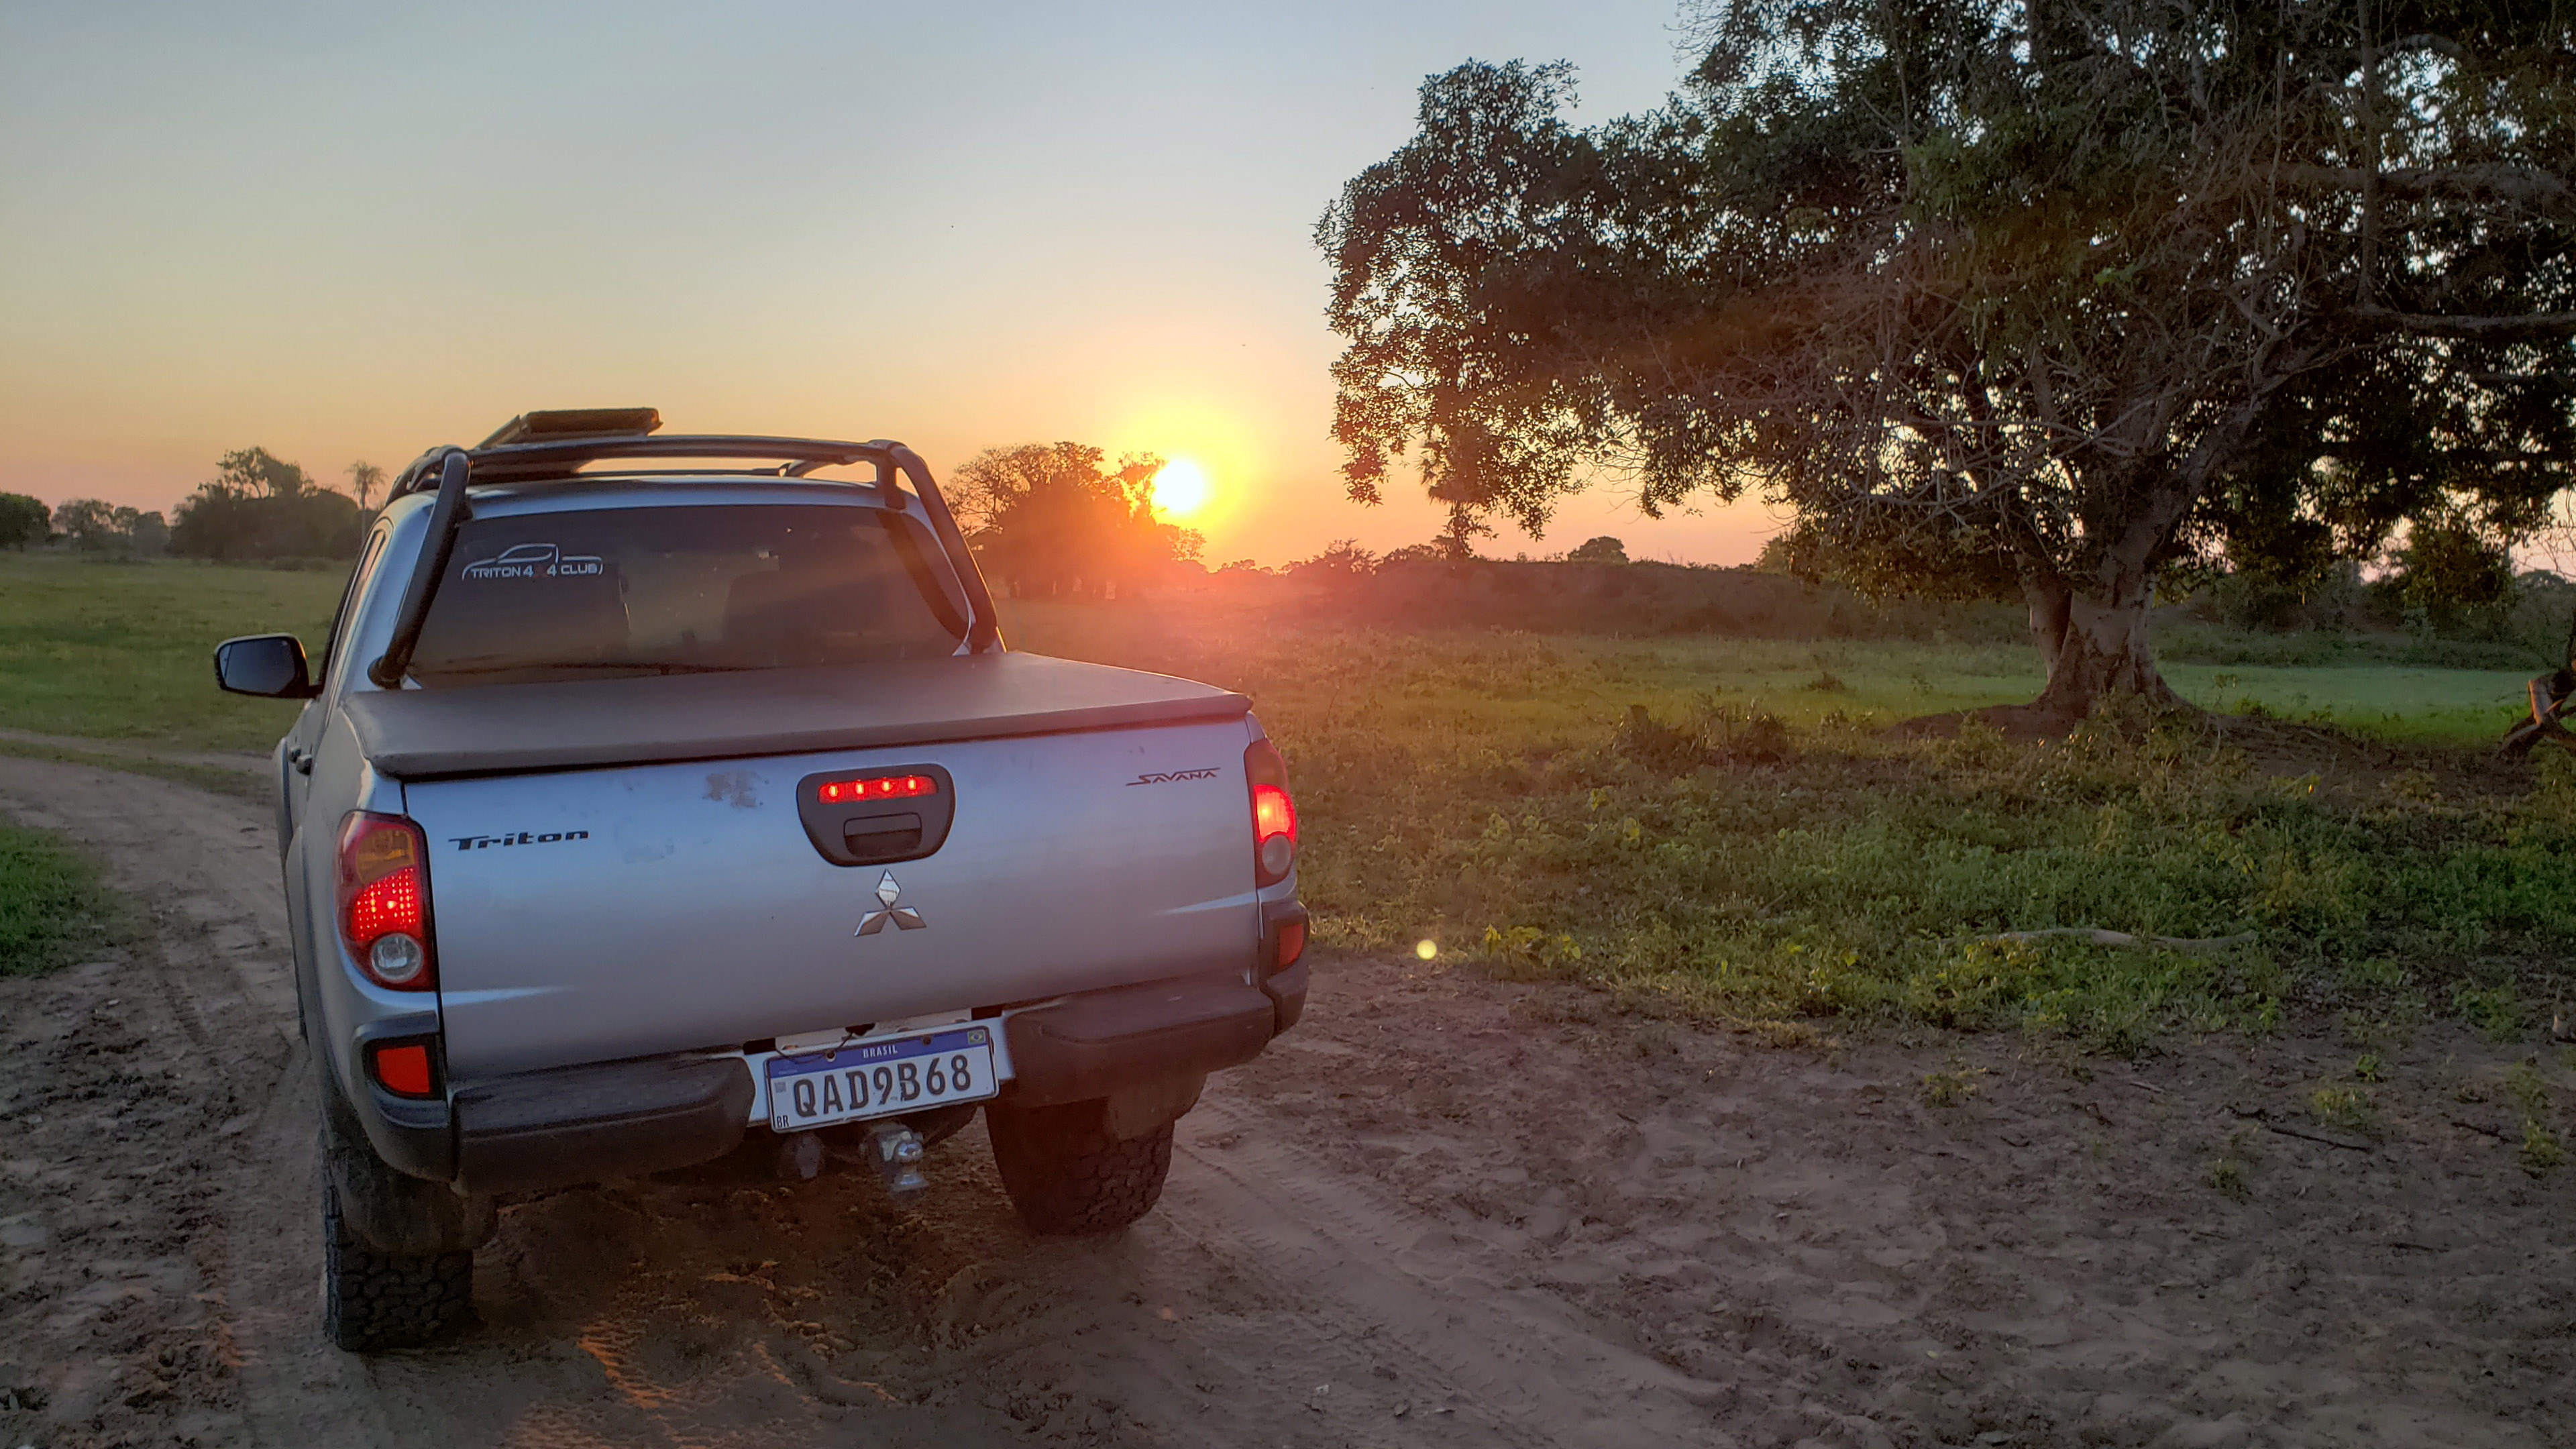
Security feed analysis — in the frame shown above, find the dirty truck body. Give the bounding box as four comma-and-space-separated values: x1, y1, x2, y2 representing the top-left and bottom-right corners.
215, 413, 1307, 1351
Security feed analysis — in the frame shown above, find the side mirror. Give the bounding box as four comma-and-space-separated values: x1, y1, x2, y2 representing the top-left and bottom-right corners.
214, 634, 318, 699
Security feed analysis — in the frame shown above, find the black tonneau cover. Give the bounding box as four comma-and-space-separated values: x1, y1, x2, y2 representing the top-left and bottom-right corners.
343, 653, 1250, 780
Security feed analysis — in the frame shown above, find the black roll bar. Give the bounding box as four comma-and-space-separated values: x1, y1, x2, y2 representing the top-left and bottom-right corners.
368, 450, 474, 688
877, 442, 1003, 654
364, 434, 1004, 687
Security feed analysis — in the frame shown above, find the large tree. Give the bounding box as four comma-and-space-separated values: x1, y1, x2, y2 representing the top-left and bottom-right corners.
170, 447, 365, 561
1320, 3, 2576, 720
948, 442, 1203, 598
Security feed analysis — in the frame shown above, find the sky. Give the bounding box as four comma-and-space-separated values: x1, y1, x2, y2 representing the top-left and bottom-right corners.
0, 1, 1786, 567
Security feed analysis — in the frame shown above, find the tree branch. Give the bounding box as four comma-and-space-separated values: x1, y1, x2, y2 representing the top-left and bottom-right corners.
2353, 304, 2576, 341
2279, 163, 2575, 209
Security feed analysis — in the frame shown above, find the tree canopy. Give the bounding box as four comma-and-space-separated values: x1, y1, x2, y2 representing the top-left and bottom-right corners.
345, 460, 386, 511
0, 493, 46, 549
1320, 3, 2576, 719
50, 500, 167, 553
170, 447, 366, 561
949, 442, 1203, 598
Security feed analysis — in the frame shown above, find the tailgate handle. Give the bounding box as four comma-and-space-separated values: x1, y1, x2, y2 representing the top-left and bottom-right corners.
798, 765, 955, 867
842, 813, 924, 864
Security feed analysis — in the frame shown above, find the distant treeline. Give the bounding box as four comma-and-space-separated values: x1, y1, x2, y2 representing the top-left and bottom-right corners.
1187, 535, 2028, 642
1, 447, 376, 561
1269, 553, 2027, 643
1196, 535, 2576, 660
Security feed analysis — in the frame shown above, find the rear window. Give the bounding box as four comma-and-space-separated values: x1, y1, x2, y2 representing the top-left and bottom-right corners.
407, 504, 968, 686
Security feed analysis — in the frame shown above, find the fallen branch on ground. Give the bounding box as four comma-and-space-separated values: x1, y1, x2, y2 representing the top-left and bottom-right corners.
2263, 1122, 2373, 1152
1947, 927, 2255, 954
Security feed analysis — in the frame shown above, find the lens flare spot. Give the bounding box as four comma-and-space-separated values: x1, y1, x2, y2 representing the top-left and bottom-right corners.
1152, 458, 1210, 517
1415, 939, 1438, 961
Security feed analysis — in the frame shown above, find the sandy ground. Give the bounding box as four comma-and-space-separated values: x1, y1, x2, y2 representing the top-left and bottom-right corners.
2, 752, 2571, 1449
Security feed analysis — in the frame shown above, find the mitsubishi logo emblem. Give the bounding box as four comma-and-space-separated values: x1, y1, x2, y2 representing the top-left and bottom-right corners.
855, 870, 926, 935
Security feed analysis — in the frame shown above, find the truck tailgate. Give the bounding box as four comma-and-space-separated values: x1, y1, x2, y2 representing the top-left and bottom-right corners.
407, 720, 1260, 1078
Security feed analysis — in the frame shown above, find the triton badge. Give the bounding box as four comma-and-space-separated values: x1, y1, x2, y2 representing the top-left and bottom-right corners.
855, 871, 926, 935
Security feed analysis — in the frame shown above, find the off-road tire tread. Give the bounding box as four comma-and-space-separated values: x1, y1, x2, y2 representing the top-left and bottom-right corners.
321, 1183, 473, 1352
985, 1099, 1173, 1236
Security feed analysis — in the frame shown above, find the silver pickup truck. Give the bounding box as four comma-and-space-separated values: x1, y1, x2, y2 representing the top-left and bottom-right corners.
212, 410, 1308, 1352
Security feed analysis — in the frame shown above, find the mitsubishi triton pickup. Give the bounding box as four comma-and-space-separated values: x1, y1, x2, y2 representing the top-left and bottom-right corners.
212, 409, 1309, 1351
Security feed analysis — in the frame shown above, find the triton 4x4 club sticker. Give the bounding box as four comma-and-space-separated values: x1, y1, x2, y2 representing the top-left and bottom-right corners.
460, 542, 604, 581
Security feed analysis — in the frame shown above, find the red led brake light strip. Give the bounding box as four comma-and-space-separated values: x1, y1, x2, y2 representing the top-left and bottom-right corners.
818, 774, 936, 804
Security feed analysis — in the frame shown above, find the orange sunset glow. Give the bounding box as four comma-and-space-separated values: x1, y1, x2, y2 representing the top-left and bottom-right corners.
0, 2, 1781, 568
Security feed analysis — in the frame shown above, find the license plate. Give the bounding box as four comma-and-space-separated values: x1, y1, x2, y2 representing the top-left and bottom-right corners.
766, 1026, 998, 1133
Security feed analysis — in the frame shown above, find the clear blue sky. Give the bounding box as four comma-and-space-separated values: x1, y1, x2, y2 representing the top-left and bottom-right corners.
0, 0, 1783, 564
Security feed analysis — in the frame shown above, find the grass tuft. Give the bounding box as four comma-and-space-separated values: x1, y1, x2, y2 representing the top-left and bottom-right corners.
2208, 1128, 2257, 1201
2308, 1084, 2379, 1137
2522, 1121, 2567, 1177
0, 824, 113, 975
1921, 1067, 1988, 1106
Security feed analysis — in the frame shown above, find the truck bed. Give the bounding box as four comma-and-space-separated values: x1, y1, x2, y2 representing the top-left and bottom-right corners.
343, 653, 1250, 780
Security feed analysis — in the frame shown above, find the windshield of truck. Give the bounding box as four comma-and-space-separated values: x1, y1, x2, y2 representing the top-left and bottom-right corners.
405, 503, 969, 686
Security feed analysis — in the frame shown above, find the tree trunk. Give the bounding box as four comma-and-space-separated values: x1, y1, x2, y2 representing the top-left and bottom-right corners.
2018, 561, 2182, 727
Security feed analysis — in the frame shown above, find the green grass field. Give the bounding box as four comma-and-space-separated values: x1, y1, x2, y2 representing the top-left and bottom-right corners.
1004, 599, 2540, 749
1006, 596, 2571, 1050
0, 551, 2542, 754
1, 556, 2563, 1047
0, 553, 340, 751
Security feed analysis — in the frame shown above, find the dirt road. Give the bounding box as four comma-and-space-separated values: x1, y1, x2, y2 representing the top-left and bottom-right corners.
3, 754, 2570, 1448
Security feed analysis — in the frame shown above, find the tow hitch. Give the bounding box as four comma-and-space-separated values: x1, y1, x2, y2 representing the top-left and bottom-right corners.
866, 1122, 928, 1203
776, 1121, 929, 1203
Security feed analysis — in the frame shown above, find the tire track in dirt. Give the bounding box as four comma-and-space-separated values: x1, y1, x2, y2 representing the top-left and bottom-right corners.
1154, 1097, 1730, 1446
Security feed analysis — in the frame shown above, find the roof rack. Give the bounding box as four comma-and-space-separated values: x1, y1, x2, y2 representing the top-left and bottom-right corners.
386, 430, 887, 495
366, 414, 1004, 686
476, 407, 663, 449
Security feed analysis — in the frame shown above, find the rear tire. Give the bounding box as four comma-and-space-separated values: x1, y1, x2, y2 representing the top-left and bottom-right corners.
985, 1098, 1173, 1236
321, 1183, 473, 1352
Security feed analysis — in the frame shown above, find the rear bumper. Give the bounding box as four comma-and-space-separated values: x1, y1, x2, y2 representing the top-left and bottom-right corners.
378, 932, 1307, 1195
449, 1055, 757, 1195
1002, 968, 1278, 1109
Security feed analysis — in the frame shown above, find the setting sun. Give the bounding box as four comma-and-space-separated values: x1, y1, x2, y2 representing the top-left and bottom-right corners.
1150, 458, 1211, 517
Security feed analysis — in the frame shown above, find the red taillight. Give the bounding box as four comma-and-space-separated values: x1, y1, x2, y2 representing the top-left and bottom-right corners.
1245, 739, 1298, 887
336, 812, 434, 991
1254, 784, 1296, 845
817, 773, 937, 804
370, 1042, 435, 1097
1275, 918, 1306, 968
